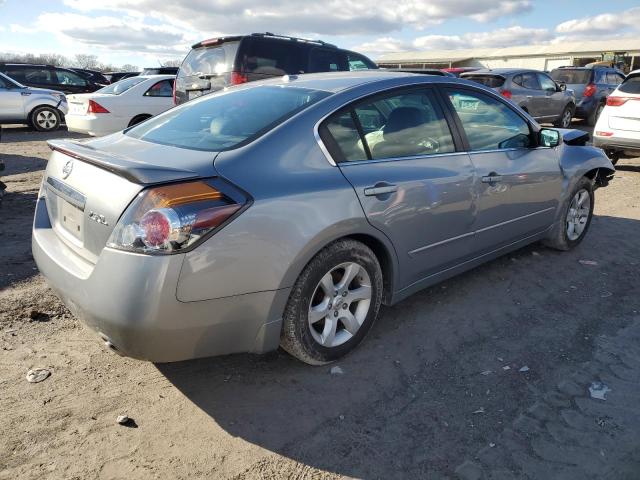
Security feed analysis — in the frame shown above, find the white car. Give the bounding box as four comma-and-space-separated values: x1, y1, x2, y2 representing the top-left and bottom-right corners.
65, 75, 175, 136
593, 69, 640, 164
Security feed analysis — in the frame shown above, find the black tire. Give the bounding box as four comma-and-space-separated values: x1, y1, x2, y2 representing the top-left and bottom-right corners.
127, 114, 151, 128
605, 150, 620, 166
280, 239, 383, 365
588, 103, 604, 127
554, 105, 574, 128
30, 106, 61, 132
543, 176, 594, 251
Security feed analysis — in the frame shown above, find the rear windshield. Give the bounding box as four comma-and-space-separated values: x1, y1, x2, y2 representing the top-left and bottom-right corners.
619, 74, 640, 94
179, 42, 240, 78
550, 69, 591, 84
126, 85, 331, 151
463, 75, 505, 88
97, 77, 146, 95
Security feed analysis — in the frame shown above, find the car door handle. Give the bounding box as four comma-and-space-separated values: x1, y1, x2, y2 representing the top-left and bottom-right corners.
481, 174, 503, 184
364, 184, 398, 196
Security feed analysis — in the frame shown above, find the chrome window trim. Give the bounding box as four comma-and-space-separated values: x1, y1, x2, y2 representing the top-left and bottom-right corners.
45, 176, 86, 211
339, 151, 469, 167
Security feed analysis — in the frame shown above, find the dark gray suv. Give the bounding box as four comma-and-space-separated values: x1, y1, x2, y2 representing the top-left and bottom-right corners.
174, 32, 377, 105
461, 68, 576, 128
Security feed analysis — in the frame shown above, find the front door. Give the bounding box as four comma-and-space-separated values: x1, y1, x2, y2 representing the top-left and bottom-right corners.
442, 86, 563, 255
0, 77, 25, 121
320, 87, 476, 289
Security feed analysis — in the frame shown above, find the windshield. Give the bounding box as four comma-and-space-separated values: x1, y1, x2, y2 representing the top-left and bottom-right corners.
619, 74, 640, 94
179, 42, 240, 78
126, 85, 331, 151
462, 75, 505, 88
550, 69, 591, 84
97, 77, 147, 95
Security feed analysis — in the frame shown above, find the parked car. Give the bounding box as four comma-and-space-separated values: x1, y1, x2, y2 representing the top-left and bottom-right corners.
397, 68, 456, 77
0, 63, 105, 94
0, 71, 68, 131
65, 75, 175, 136
104, 71, 139, 83
174, 32, 378, 105
550, 66, 625, 126
442, 67, 480, 77
33, 71, 614, 365
461, 68, 576, 127
593, 69, 640, 164
70, 68, 110, 87
142, 67, 179, 76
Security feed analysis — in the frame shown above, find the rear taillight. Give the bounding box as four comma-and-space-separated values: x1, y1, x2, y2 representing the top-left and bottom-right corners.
88, 100, 109, 114
595, 131, 614, 137
172, 78, 177, 105
606, 96, 638, 107
583, 84, 596, 97
230, 71, 248, 85
500, 89, 512, 99
107, 179, 248, 254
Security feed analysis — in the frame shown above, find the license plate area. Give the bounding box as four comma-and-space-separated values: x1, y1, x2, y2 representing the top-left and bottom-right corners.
45, 177, 87, 243
60, 200, 83, 240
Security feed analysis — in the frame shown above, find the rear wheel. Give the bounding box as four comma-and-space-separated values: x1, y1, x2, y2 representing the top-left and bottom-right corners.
30, 106, 61, 132
543, 177, 594, 251
280, 239, 383, 365
554, 105, 573, 128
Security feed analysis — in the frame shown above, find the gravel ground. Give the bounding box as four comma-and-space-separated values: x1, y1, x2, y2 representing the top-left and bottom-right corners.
1, 125, 639, 480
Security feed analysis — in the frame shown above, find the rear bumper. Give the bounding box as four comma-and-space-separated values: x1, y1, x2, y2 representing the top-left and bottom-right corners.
65, 114, 125, 137
32, 195, 287, 362
593, 134, 640, 154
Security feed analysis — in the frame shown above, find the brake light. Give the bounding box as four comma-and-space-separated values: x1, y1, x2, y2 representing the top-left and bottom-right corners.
87, 100, 109, 114
230, 71, 248, 85
172, 78, 177, 105
583, 84, 596, 97
500, 89, 512, 99
595, 131, 614, 137
606, 96, 638, 107
107, 180, 247, 254
200, 37, 220, 47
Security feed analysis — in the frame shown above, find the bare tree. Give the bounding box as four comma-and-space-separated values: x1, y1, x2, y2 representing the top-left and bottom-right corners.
0, 52, 70, 66
74, 54, 99, 69
161, 59, 182, 67
119, 64, 140, 72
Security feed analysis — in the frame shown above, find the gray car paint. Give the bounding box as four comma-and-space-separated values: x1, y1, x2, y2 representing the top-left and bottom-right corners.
0, 72, 68, 124
32, 71, 614, 362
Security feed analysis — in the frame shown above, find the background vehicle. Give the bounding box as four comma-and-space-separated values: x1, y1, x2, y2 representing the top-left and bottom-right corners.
0, 71, 67, 131
33, 72, 614, 366
396, 69, 456, 77
442, 67, 480, 77
104, 71, 139, 83
461, 68, 576, 127
550, 66, 625, 125
594, 69, 640, 164
174, 32, 378, 105
0, 63, 104, 94
142, 67, 179, 76
70, 68, 110, 87
65, 75, 175, 136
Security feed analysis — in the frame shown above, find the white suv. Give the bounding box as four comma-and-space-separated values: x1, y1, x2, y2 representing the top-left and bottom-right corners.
594, 70, 640, 164
0, 72, 68, 131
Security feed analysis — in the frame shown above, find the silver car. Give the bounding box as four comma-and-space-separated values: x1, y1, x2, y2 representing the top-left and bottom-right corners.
0, 72, 68, 131
32, 72, 614, 365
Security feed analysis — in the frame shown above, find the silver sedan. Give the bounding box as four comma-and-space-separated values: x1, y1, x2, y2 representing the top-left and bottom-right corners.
32, 72, 615, 365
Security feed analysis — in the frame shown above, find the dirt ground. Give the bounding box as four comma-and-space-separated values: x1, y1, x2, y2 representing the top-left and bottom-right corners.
1, 124, 640, 480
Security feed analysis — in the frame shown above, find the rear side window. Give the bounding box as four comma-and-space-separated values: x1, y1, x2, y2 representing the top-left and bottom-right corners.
550, 69, 591, 84
446, 88, 531, 151
464, 75, 505, 88
619, 74, 640, 94
126, 85, 330, 151
240, 39, 307, 75
179, 42, 240, 78
144, 79, 174, 97
309, 48, 348, 73
322, 89, 455, 162
97, 76, 146, 95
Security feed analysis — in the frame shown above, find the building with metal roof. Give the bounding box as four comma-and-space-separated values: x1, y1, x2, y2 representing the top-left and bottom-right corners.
377, 39, 640, 73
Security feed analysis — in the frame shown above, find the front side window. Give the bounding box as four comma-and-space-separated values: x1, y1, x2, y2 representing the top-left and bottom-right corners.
127, 85, 330, 151
56, 70, 87, 86
514, 72, 540, 90
144, 79, 174, 97
447, 88, 531, 151
538, 73, 557, 92
322, 89, 455, 162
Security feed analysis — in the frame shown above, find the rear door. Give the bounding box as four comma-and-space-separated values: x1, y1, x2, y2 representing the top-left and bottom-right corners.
512, 72, 545, 117
320, 87, 476, 288
442, 86, 563, 255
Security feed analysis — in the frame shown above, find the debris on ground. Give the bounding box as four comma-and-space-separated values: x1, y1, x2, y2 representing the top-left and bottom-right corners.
532, 251, 541, 257
579, 259, 599, 266
116, 415, 129, 425
26, 368, 51, 383
480, 370, 492, 376
472, 407, 485, 414
589, 382, 611, 400
519, 366, 530, 372
330, 366, 344, 375
502, 366, 511, 371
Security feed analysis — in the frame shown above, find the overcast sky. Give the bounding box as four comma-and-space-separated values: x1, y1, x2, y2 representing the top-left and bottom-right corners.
1, 0, 639, 67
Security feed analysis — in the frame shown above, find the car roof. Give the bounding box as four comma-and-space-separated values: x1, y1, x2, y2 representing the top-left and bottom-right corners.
461, 68, 537, 76
192, 32, 337, 49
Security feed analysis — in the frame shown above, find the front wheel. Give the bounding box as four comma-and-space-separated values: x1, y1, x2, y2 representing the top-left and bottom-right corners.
280, 239, 383, 365
543, 177, 594, 251
30, 106, 61, 132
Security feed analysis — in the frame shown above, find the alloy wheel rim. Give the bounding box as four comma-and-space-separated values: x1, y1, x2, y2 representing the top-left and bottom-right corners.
566, 189, 590, 241
308, 262, 372, 348
36, 110, 56, 130
562, 109, 572, 127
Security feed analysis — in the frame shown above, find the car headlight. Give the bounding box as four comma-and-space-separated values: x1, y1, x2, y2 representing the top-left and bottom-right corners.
107, 178, 249, 254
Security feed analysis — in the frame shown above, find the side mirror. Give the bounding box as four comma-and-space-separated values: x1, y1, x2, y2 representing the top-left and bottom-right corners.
557, 82, 566, 92
539, 128, 560, 147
